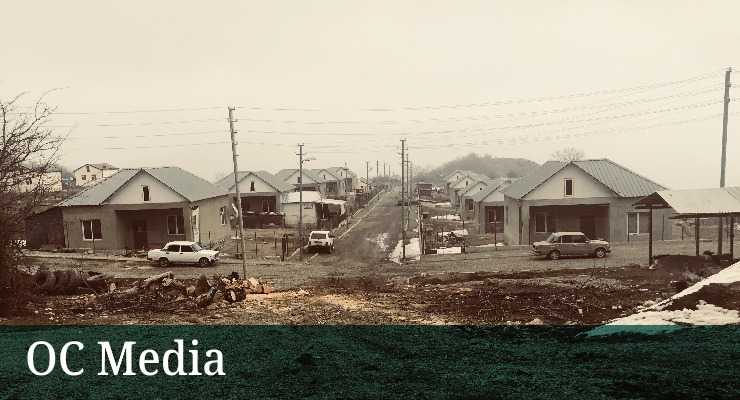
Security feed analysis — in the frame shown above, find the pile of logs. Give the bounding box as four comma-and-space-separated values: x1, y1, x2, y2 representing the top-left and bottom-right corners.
32, 270, 111, 294
30, 269, 274, 310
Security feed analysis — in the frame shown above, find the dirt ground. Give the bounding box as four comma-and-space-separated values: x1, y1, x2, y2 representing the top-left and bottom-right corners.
4, 191, 735, 326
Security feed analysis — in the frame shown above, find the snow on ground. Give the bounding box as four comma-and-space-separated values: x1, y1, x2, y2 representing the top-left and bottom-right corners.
375, 233, 389, 252
435, 247, 462, 255
587, 261, 740, 336
437, 229, 469, 237
431, 214, 460, 221
389, 238, 421, 264
473, 243, 505, 248
432, 202, 451, 208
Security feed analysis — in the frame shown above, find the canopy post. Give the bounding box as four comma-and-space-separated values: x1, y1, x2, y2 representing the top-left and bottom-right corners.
648, 206, 653, 265
695, 218, 700, 256
730, 216, 735, 261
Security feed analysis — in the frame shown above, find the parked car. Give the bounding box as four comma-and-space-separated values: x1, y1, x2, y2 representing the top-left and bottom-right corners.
531, 232, 610, 260
308, 230, 335, 253
147, 241, 219, 267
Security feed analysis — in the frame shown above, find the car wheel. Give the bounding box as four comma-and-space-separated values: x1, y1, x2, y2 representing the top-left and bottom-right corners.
594, 248, 607, 258
158, 258, 169, 267
198, 257, 211, 267
548, 250, 561, 260
328, 245, 334, 254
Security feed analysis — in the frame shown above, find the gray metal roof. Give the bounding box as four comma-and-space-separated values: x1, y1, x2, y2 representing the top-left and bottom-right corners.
59, 167, 225, 206
635, 187, 740, 215
275, 168, 321, 185
215, 170, 294, 193
503, 159, 665, 199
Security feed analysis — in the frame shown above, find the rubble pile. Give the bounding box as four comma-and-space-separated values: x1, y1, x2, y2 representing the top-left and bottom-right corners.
30, 269, 274, 311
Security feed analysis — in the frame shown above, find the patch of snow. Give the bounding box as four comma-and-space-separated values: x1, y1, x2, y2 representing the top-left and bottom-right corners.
587, 302, 740, 336
432, 202, 451, 208
437, 229, 469, 237
431, 214, 460, 221
375, 232, 389, 252
389, 237, 421, 264
436, 247, 462, 255
653, 260, 740, 310
473, 243, 505, 248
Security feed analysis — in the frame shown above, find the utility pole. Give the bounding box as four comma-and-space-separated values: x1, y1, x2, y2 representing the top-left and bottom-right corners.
366, 161, 370, 193
298, 144, 304, 261
228, 106, 247, 278
376, 160, 379, 180
718, 67, 732, 255
400, 139, 406, 261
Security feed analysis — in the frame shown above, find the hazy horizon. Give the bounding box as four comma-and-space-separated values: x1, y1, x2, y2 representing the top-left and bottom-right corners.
2, 1, 739, 188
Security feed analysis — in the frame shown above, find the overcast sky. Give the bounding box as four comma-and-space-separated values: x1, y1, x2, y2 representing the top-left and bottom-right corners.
2, 1, 739, 188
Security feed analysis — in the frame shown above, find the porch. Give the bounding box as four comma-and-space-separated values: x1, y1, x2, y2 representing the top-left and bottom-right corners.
116, 207, 190, 250
528, 204, 610, 243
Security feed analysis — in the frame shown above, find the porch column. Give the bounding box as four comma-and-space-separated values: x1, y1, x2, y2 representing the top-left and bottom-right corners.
648, 206, 653, 265
730, 216, 735, 261
695, 217, 700, 256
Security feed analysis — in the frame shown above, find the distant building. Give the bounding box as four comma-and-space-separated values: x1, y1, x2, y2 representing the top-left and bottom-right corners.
73, 163, 119, 187
16, 171, 63, 193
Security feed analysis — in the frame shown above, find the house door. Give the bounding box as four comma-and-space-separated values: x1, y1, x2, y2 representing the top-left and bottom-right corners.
132, 220, 148, 250
579, 216, 596, 239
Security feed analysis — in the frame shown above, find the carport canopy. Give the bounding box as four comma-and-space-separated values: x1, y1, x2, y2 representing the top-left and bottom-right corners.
634, 187, 740, 262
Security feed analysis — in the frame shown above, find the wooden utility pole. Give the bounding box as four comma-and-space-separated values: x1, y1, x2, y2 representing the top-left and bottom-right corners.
376, 160, 379, 180
298, 144, 304, 261
718, 67, 732, 255
228, 106, 247, 277
401, 139, 406, 261
366, 161, 370, 193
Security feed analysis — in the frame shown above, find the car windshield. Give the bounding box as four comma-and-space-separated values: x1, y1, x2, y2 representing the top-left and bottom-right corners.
191, 243, 203, 251
545, 234, 559, 243
310, 232, 327, 239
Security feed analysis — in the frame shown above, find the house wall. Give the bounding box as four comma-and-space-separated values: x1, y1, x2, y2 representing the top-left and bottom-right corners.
25, 207, 65, 249
476, 201, 505, 234
62, 206, 121, 249
105, 172, 187, 204
235, 173, 275, 194
116, 207, 191, 249
502, 196, 674, 245
524, 165, 614, 200
283, 203, 318, 227
284, 170, 319, 186
74, 166, 118, 187
193, 196, 233, 246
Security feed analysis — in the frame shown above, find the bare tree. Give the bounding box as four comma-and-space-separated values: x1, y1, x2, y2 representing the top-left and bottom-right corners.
551, 147, 585, 162
0, 92, 64, 297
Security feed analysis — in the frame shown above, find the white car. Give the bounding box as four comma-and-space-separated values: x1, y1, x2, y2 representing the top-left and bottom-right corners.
147, 241, 219, 267
308, 230, 335, 254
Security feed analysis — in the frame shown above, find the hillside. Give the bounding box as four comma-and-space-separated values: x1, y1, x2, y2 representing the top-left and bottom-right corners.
416, 153, 539, 183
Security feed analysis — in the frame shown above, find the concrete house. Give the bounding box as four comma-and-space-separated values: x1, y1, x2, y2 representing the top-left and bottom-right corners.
26, 167, 231, 250
459, 179, 497, 219
215, 170, 293, 228
311, 168, 345, 197
443, 170, 470, 194
471, 178, 516, 235
16, 171, 63, 193
449, 172, 489, 207
73, 163, 119, 187
328, 166, 356, 193
275, 168, 324, 193
502, 159, 672, 245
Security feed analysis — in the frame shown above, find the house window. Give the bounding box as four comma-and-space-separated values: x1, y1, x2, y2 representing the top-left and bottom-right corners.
535, 213, 556, 233
564, 178, 573, 197
167, 215, 185, 235
219, 207, 226, 225
91, 175, 97, 181
86, 166, 90, 172
26, 178, 32, 185
627, 212, 650, 234
466, 199, 474, 211
250, 181, 255, 192
142, 186, 150, 201
81, 219, 102, 240
81, 175, 87, 181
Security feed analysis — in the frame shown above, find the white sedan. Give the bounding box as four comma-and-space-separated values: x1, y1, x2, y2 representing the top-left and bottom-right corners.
147, 241, 219, 267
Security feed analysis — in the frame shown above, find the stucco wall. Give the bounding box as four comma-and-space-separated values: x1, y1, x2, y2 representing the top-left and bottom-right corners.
283, 203, 318, 227
524, 165, 614, 200
194, 195, 233, 246
62, 206, 121, 249
105, 172, 187, 204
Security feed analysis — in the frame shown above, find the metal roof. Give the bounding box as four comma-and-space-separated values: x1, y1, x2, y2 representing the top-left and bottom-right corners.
59, 167, 225, 206
503, 159, 666, 199
275, 168, 322, 185
635, 187, 740, 215
73, 162, 119, 173
469, 178, 514, 202
215, 170, 294, 193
